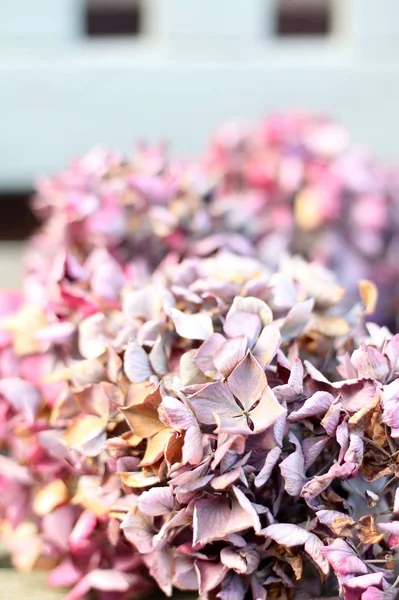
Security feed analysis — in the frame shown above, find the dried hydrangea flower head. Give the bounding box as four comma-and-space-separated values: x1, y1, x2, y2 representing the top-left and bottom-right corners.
3, 245, 397, 600
205, 112, 399, 327
27, 114, 399, 328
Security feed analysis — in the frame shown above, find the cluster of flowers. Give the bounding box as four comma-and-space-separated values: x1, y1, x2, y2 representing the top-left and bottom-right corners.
1, 113, 399, 600
204, 113, 399, 326
29, 113, 399, 326
1, 239, 399, 600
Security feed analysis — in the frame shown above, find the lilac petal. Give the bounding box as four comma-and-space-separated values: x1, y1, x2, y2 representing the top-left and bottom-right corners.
232, 485, 261, 533
159, 396, 197, 430
124, 341, 152, 383
270, 273, 297, 309
289, 391, 335, 422
182, 425, 203, 465
261, 522, 310, 546
351, 345, 390, 381
301, 462, 355, 502
272, 410, 287, 447
180, 350, 208, 386
137, 486, 175, 516
214, 336, 248, 378
280, 433, 307, 496
195, 560, 227, 594
302, 436, 330, 471
385, 334, 399, 376
320, 539, 368, 576
249, 386, 287, 434
250, 576, 267, 600
321, 401, 342, 436
304, 534, 329, 575
304, 359, 331, 384
220, 547, 260, 575
129, 173, 175, 204
0, 377, 41, 422
171, 308, 213, 340
336, 421, 350, 460
344, 433, 364, 466
382, 380, 399, 430
146, 547, 173, 596
176, 475, 214, 504
252, 324, 281, 368
224, 311, 261, 347
289, 358, 305, 389
89, 253, 124, 301
123, 286, 159, 321
215, 412, 252, 435
78, 313, 107, 360
337, 379, 377, 413
211, 435, 246, 470
227, 296, 273, 326
280, 298, 314, 341
255, 447, 282, 488
121, 510, 155, 553
173, 555, 198, 591
378, 521, 399, 535
149, 336, 168, 376
217, 572, 247, 600
195, 333, 226, 377
34, 320, 75, 343
227, 353, 266, 410
193, 491, 260, 545
190, 381, 239, 425
211, 466, 242, 490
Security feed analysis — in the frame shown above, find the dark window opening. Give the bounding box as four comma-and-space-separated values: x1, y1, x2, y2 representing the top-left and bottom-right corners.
276, 0, 332, 36
85, 0, 142, 37
0, 191, 38, 241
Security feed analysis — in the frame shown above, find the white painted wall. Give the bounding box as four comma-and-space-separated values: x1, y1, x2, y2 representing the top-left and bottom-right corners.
1, 0, 399, 189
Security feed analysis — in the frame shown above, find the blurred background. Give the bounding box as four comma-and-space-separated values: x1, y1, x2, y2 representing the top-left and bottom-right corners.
1, 0, 399, 287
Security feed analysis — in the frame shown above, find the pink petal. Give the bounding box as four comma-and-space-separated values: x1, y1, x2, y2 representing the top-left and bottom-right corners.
214, 336, 248, 378
254, 447, 282, 488
280, 299, 314, 340
137, 486, 175, 516
0, 377, 41, 422
289, 391, 335, 422
48, 559, 82, 588
193, 491, 260, 545
182, 425, 203, 465
171, 308, 213, 341
279, 433, 307, 496
190, 381, 239, 425
321, 539, 368, 576
195, 333, 226, 377
227, 353, 267, 410
224, 311, 261, 347
121, 510, 155, 553
252, 324, 281, 368
124, 341, 152, 383
249, 386, 287, 434
159, 396, 197, 430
